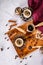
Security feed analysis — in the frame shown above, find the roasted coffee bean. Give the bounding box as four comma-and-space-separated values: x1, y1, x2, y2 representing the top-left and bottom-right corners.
5, 37, 7, 39
24, 57, 27, 59
29, 55, 32, 58
28, 46, 32, 50
34, 44, 36, 46
7, 47, 10, 49
1, 48, 3, 51
15, 55, 18, 59
25, 64, 27, 65
20, 61, 22, 63
5, 24, 8, 26
7, 39, 9, 41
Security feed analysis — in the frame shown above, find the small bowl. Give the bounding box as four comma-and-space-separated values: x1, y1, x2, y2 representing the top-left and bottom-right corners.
21, 7, 32, 21
27, 24, 35, 32
15, 38, 24, 47
15, 7, 22, 15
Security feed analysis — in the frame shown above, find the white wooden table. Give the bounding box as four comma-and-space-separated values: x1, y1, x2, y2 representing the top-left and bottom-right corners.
0, 0, 43, 65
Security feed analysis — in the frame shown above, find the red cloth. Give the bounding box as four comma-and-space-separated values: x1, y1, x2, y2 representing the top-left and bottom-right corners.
28, 0, 43, 33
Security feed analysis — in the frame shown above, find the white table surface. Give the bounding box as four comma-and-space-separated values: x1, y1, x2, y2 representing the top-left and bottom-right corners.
0, 0, 43, 65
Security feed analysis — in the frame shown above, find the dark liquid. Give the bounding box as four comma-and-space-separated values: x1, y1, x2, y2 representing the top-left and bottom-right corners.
28, 25, 34, 31
17, 39, 22, 45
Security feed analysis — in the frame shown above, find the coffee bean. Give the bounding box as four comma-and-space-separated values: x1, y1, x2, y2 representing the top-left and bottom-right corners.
5, 37, 7, 39
7, 39, 9, 41
1, 48, 3, 51
23, 58, 24, 59
28, 46, 32, 50
7, 47, 10, 49
15, 55, 18, 59
20, 61, 22, 63
34, 44, 36, 46
25, 64, 27, 65
24, 57, 27, 59
5, 24, 8, 26
29, 55, 32, 58
4, 33, 6, 35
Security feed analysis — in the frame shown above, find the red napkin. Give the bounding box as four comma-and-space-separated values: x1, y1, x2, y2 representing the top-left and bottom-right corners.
28, 0, 43, 33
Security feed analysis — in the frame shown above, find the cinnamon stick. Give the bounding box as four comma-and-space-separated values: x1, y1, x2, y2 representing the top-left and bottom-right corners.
8, 20, 16, 23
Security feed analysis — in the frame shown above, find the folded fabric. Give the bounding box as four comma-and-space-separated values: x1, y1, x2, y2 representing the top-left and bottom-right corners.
37, 26, 43, 33
28, 0, 43, 33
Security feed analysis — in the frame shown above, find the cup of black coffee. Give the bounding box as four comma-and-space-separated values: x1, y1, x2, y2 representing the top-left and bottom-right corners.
27, 24, 35, 32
